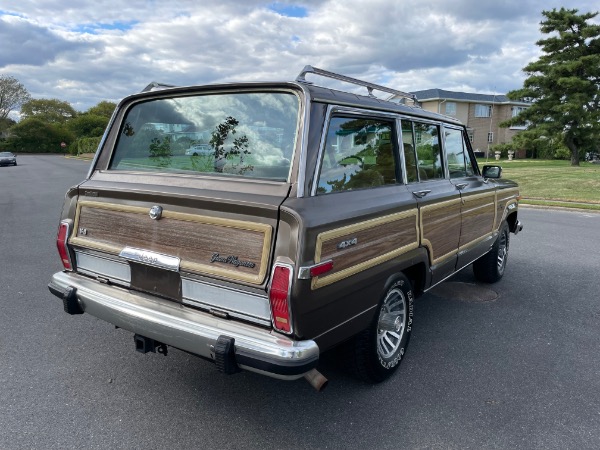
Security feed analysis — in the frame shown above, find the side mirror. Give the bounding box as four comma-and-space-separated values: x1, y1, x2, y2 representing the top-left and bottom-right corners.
482, 165, 502, 179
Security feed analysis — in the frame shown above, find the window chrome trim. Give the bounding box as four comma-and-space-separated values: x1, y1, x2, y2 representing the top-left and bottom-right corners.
310, 106, 467, 196
295, 83, 312, 198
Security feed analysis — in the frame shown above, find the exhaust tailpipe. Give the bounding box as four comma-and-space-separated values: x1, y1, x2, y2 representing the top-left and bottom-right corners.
303, 369, 328, 392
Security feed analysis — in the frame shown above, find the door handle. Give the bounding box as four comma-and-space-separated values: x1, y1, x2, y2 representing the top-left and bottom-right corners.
412, 190, 431, 198
455, 183, 469, 190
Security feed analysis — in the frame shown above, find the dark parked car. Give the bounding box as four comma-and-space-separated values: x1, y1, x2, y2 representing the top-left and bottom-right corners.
0, 152, 17, 166
49, 66, 523, 390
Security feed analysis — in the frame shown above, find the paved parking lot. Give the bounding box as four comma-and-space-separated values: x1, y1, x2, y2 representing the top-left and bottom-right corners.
1, 155, 599, 449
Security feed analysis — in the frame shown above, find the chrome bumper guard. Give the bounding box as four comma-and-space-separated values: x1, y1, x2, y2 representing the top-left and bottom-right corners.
48, 271, 319, 380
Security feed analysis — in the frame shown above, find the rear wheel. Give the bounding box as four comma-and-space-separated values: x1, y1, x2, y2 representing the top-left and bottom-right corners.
349, 274, 414, 382
473, 221, 510, 283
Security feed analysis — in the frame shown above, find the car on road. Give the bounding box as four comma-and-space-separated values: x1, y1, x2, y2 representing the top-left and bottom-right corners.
0, 152, 17, 166
49, 66, 523, 390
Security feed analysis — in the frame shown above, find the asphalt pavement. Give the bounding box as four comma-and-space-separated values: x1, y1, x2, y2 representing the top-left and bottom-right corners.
1, 155, 599, 449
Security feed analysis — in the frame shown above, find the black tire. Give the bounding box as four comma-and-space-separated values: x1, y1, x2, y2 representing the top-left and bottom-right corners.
348, 273, 414, 383
473, 221, 510, 283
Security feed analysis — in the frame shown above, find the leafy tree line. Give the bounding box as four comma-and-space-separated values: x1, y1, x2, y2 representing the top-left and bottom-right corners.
0, 76, 115, 154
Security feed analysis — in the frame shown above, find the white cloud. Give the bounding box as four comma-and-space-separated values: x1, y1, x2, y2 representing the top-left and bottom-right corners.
0, 0, 598, 112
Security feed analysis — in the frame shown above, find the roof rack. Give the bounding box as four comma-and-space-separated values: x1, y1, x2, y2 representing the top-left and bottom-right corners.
295, 65, 416, 103
141, 82, 177, 93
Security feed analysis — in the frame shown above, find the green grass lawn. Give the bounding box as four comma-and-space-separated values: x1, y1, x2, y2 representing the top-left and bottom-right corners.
478, 158, 600, 210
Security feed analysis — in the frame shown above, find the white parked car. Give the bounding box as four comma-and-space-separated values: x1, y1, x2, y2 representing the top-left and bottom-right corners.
185, 143, 212, 156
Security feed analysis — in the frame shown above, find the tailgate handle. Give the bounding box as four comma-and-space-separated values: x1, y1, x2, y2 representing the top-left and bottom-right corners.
119, 247, 181, 272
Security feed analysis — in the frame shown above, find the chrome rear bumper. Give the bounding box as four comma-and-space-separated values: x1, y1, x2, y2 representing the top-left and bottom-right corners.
48, 271, 319, 380
513, 219, 524, 235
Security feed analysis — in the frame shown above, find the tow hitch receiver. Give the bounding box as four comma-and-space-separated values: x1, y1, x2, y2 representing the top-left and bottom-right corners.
134, 334, 168, 356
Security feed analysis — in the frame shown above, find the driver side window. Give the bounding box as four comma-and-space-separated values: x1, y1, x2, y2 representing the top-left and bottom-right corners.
316, 116, 398, 194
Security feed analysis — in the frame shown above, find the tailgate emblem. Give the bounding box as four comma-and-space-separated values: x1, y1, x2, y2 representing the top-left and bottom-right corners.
149, 205, 163, 220
210, 253, 256, 268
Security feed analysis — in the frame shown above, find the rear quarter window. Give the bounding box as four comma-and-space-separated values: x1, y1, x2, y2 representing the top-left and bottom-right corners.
316, 117, 398, 194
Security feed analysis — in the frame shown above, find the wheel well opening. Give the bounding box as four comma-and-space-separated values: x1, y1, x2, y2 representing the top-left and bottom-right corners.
403, 263, 426, 298
506, 211, 518, 232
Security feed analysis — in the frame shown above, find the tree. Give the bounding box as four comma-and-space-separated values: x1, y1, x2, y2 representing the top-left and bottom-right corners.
20, 98, 77, 124
86, 101, 116, 118
0, 117, 16, 133
0, 75, 31, 120
6, 117, 74, 153
68, 114, 109, 138
502, 8, 600, 166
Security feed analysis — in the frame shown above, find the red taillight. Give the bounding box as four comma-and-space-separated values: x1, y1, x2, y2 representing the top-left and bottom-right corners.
56, 221, 72, 271
269, 265, 292, 333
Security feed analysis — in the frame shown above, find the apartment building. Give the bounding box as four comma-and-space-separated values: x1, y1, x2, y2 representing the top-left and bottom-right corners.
407, 89, 531, 157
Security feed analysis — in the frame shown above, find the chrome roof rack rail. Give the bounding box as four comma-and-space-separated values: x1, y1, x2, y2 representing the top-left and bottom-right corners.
141, 82, 177, 93
295, 65, 416, 103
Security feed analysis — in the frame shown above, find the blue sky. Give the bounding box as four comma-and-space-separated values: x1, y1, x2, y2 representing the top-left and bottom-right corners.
0, 0, 598, 115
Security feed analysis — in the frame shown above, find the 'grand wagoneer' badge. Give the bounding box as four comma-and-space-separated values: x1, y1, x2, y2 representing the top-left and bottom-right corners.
210, 253, 256, 268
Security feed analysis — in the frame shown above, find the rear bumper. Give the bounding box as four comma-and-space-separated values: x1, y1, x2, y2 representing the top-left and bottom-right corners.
512, 219, 524, 235
48, 271, 319, 380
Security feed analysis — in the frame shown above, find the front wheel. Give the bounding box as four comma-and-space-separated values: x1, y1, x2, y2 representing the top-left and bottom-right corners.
349, 274, 414, 383
473, 221, 510, 283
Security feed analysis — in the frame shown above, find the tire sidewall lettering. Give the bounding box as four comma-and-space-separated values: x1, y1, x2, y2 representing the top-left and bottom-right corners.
376, 279, 414, 370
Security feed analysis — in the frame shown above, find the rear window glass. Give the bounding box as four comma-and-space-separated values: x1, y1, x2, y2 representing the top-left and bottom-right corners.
109, 92, 299, 180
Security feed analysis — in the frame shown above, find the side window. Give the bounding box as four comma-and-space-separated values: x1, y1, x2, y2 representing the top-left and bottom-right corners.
414, 122, 443, 180
444, 128, 467, 178
317, 117, 398, 194
401, 120, 418, 183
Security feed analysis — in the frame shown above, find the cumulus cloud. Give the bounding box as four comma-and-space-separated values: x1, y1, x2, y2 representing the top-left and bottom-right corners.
0, 0, 597, 111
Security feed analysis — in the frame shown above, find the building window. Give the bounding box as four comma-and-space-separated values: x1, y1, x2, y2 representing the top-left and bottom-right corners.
512, 106, 527, 117
487, 132, 494, 143
475, 104, 492, 117
445, 102, 456, 116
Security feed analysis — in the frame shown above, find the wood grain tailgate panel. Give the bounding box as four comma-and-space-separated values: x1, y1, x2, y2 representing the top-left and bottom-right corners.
70, 201, 272, 284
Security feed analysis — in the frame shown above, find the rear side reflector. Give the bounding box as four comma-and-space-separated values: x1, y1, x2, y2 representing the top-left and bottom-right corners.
56, 221, 73, 271
309, 260, 334, 277
269, 264, 292, 334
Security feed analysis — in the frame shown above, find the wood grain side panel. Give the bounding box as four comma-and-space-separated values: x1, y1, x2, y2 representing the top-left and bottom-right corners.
70, 201, 271, 284
421, 199, 462, 265
459, 193, 496, 247
313, 210, 419, 289
495, 188, 519, 230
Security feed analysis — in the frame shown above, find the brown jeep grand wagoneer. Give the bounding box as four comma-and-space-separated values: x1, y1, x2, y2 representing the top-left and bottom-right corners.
49, 66, 523, 389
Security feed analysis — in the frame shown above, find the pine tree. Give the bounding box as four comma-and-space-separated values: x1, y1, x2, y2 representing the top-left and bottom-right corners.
504, 8, 600, 166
